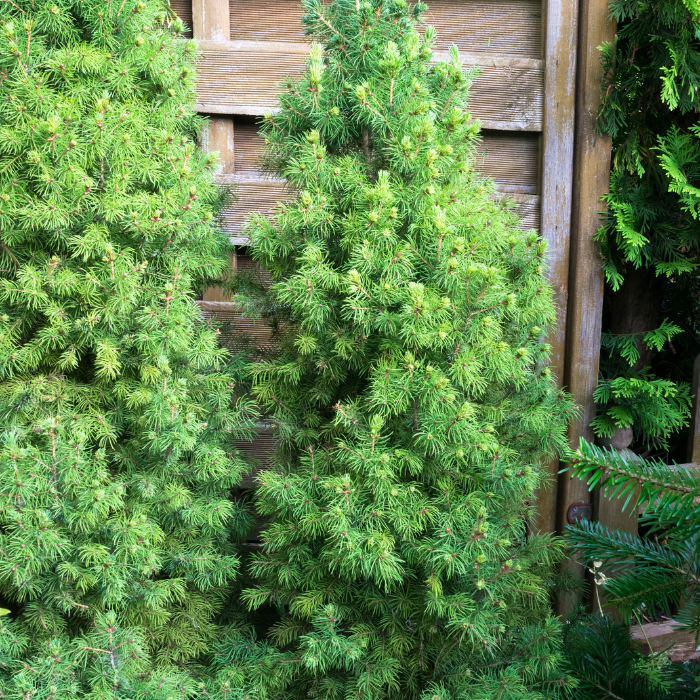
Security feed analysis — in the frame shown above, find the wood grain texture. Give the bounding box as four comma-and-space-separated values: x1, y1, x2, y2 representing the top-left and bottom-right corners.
424, 0, 542, 57
194, 41, 544, 131
170, 0, 193, 37
218, 174, 292, 241
506, 193, 540, 230
197, 299, 278, 495
566, 0, 615, 547
200, 116, 236, 299
218, 176, 540, 235
233, 119, 540, 194
594, 448, 639, 536
201, 251, 235, 301
193, 0, 230, 41
541, 0, 576, 394
217, 120, 542, 237
234, 428, 276, 488
536, 0, 578, 541
217, 185, 540, 238
232, 118, 263, 173
476, 131, 540, 194
228, 0, 542, 58
235, 251, 273, 288
201, 116, 236, 173
198, 299, 276, 352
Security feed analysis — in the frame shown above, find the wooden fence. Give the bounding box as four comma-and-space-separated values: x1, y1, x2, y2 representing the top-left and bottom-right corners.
169, 0, 685, 581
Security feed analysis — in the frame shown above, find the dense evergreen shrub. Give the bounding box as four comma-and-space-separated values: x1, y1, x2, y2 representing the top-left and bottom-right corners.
562, 613, 699, 700
0, 0, 257, 695
232, 0, 577, 697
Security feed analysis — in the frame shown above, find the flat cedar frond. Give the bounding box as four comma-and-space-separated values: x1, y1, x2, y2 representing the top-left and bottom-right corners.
591, 0, 699, 460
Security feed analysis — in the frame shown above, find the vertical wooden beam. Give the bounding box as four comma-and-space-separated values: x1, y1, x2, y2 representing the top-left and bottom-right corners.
534, 0, 578, 534
202, 250, 236, 302
200, 116, 235, 300
192, 0, 230, 42
193, 0, 237, 303
192, 0, 234, 176
201, 117, 236, 174
555, 0, 616, 613
201, 116, 236, 299
687, 354, 700, 465
594, 429, 639, 532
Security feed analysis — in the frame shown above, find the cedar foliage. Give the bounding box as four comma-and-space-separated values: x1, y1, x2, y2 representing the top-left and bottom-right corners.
592, 0, 700, 453
0, 0, 257, 696
235, 0, 577, 697
596, 0, 700, 283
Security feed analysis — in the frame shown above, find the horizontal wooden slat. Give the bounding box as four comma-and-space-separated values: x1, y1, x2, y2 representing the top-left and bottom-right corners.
425, 0, 542, 58
198, 298, 277, 491
228, 0, 541, 58
170, 0, 193, 38
475, 130, 540, 194
218, 175, 540, 234
198, 298, 276, 351
505, 193, 540, 230
234, 428, 276, 488
230, 0, 304, 43
234, 117, 264, 173
218, 175, 292, 243
233, 119, 540, 194
195, 41, 544, 131
235, 251, 273, 289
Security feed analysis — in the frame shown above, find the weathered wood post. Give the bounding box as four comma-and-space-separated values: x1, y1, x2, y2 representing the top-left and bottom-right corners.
192, 0, 230, 42
194, 0, 236, 302
555, 0, 616, 612
534, 0, 579, 534
191, 0, 235, 185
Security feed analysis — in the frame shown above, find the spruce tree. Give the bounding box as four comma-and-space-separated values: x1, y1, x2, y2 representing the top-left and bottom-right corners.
0, 0, 257, 695
239, 1, 576, 697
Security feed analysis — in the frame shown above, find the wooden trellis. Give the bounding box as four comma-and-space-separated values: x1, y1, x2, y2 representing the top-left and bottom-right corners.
169, 0, 649, 575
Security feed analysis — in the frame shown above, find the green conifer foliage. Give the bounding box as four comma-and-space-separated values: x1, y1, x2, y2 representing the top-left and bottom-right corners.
565, 441, 700, 696
241, 1, 576, 697
591, 0, 700, 453
0, 0, 257, 695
